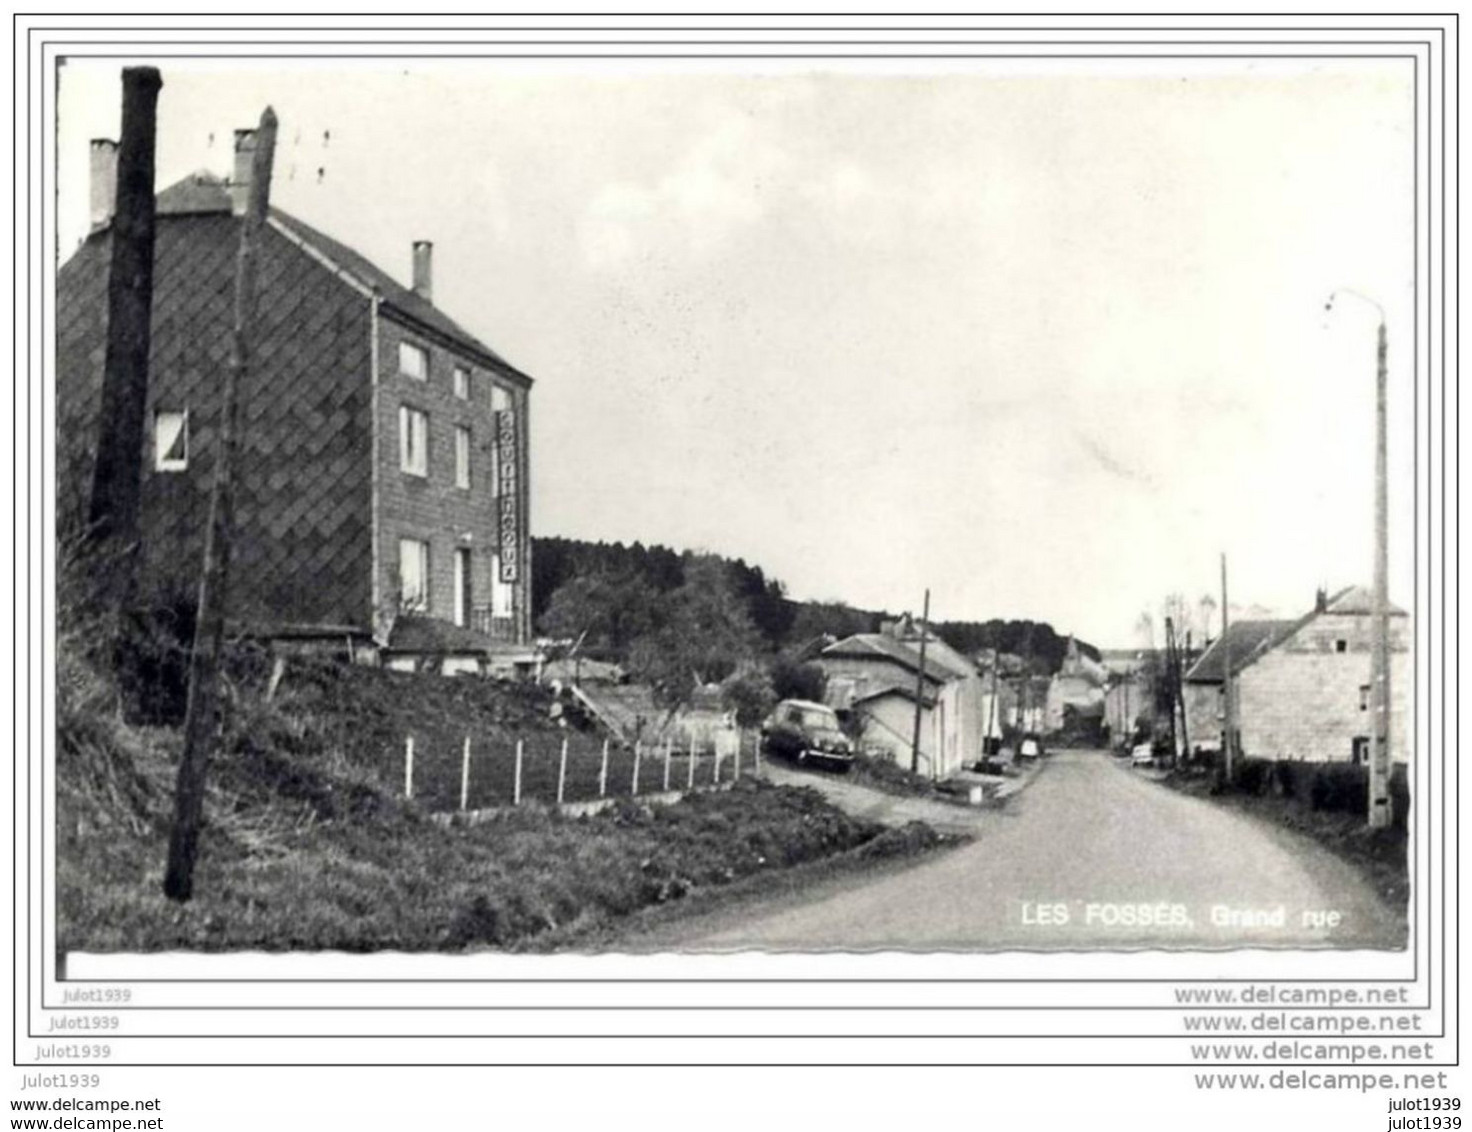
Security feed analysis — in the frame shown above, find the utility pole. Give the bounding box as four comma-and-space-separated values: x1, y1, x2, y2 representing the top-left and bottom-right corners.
988, 647, 1001, 753
164, 107, 278, 901
1327, 289, 1393, 829
1369, 316, 1392, 828
88, 67, 162, 594
909, 588, 930, 775
1220, 552, 1234, 783
1177, 629, 1192, 762
1164, 616, 1180, 763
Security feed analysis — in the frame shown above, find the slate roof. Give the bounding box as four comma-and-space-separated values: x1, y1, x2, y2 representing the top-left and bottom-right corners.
57, 208, 377, 629
1184, 585, 1410, 684
1324, 584, 1408, 617
152, 171, 528, 381
1183, 620, 1295, 683
820, 633, 962, 685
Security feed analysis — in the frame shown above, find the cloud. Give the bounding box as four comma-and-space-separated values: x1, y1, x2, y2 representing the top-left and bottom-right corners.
579, 109, 788, 270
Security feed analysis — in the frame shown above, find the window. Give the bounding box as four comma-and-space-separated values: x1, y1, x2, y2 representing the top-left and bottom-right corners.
1335, 639, 1348, 653
398, 538, 430, 612
454, 425, 471, 490
154, 410, 188, 471
453, 547, 472, 628
1352, 736, 1370, 765
1359, 684, 1372, 711
398, 341, 428, 380
399, 406, 428, 476
453, 366, 470, 400
490, 553, 514, 617
491, 385, 512, 413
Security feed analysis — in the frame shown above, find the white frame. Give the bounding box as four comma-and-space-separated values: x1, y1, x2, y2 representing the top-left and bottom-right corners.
398, 340, 428, 380
153, 408, 188, 471
399, 405, 428, 476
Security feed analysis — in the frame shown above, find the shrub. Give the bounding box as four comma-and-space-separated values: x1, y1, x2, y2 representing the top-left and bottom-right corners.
1308, 762, 1369, 814
770, 657, 827, 704
1234, 757, 1273, 795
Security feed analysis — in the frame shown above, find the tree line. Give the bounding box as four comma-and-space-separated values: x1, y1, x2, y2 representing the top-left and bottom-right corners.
531, 537, 1092, 688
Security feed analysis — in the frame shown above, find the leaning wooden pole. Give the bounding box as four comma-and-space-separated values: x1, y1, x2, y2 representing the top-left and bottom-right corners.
909, 589, 930, 774
163, 107, 277, 902
88, 67, 162, 586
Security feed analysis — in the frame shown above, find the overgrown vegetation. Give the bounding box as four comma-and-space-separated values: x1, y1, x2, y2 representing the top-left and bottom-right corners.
56, 589, 952, 953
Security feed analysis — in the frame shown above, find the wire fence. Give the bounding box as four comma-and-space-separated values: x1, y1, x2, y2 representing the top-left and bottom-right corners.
398, 726, 764, 813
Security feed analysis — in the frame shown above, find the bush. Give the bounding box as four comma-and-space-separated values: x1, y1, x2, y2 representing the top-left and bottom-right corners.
1308, 762, 1368, 814
1235, 757, 1273, 795
770, 657, 827, 704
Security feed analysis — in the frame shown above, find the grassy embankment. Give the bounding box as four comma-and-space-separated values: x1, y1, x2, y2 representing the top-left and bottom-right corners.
58, 631, 956, 953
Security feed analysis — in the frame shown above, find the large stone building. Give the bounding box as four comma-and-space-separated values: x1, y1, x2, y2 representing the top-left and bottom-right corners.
1182, 586, 1411, 764
57, 131, 536, 673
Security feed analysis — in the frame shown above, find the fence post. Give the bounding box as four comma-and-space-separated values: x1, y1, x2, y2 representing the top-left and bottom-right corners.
513, 739, 523, 806
735, 729, 742, 780
687, 734, 697, 790
557, 736, 568, 805
460, 735, 471, 811
632, 741, 642, 796
713, 735, 721, 784
404, 735, 415, 799
754, 731, 762, 776
663, 736, 672, 792
599, 739, 609, 797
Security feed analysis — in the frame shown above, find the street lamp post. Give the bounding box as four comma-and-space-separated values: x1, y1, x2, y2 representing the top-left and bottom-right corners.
1326, 289, 1392, 831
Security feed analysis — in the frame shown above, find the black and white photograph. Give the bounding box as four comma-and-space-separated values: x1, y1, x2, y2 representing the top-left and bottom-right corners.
51, 48, 1421, 967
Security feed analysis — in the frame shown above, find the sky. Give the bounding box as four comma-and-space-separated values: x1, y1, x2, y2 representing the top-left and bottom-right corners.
54, 57, 1418, 645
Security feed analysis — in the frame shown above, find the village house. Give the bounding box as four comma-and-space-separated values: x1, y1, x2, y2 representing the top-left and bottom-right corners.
1182, 586, 1411, 764
57, 130, 537, 675
815, 617, 996, 778
1043, 636, 1108, 736
1099, 647, 1158, 742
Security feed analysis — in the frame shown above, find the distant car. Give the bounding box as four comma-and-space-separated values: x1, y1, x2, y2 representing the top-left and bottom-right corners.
1130, 742, 1157, 767
760, 699, 854, 770
1019, 736, 1043, 760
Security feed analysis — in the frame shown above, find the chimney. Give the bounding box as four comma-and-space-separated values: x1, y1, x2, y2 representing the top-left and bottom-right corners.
1314, 586, 1329, 613
88, 138, 118, 230
412, 240, 433, 302
230, 128, 256, 215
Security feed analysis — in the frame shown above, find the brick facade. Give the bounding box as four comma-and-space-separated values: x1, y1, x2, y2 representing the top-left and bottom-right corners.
372, 313, 531, 643
57, 173, 535, 651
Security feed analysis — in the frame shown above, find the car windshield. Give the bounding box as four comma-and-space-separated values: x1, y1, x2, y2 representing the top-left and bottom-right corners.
798, 708, 839, 729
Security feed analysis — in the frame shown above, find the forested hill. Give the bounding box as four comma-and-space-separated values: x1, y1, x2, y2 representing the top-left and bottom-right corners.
531, 536, 1094, 673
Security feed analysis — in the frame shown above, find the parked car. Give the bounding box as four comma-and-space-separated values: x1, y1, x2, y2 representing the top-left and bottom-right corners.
760, 699, 854, 770
1130, 741, 1157, 767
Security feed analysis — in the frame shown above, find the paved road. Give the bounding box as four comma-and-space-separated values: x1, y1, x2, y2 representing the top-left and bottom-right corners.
643, 749, 1405, 952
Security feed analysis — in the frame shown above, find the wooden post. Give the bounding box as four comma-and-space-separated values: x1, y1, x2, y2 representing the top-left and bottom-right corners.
713, 737, 721, 784
909, 589, 930, 773
687, 735, 697, 790
754, 731, 762, 776
404, 734, 415, 799
1164, 617, 1180, 763
663, 736, 672, 792
88, 67, 162, 580
735, 729, 742, 779
557, 736, 568, 805
598, 738, 609, 797
1220, 552, 1234, 783
513, 739, 523, 806
1369, 317, 1392, 829
632, 741, 641, 795
163, 106, 276, 902
460, 736, 471, 811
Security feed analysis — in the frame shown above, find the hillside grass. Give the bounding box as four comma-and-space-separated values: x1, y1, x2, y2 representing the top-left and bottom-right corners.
57, 636, 953, 954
